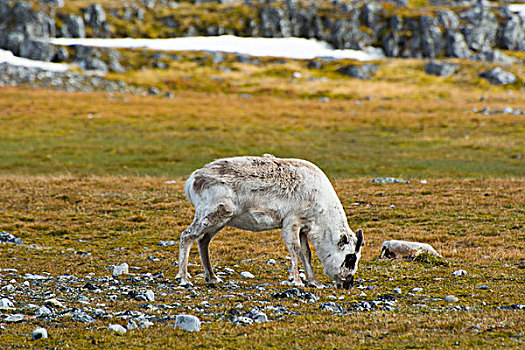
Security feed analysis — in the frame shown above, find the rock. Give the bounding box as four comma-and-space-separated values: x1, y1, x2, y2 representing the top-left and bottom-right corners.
108, 324, 127, 334
319, 302, 345, 313
44, 298, 65, 308
157, 240, 177, 247
126, 319, 138, 330
240, 271, 255, 279
393, 288, 402, 294
459, 5, 499, 52
380, 240, 442, 259
247, 308, 268, 323
412, 287, 423, 293
479, 67, 517, 85
371, 177, 409, 184
472, 50, 516, 64
84, 4, 109, 37
53, 46, 69, 62
62, 14, 86, 38
36, 306, 52, 317
5, 314, 25, 323
0, 231, 24, 245
233, 316, 254, 326
144, 290, 155, 302
266, 259, 276, 265
425, 61, 459, 77
271, 288, 319, 302
498, 13, 525, 51
174, 314, 201, 332
420, 16, 444, 58
445, 295, 459, 303
31, 328, 48, 340
0, 298, 14, 308
452, 269, 467, 276
445, 29, 472, 58
112, 263, 129, 277
337, 63, 379, 80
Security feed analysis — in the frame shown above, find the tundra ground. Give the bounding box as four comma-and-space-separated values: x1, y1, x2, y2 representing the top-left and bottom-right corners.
0, 176, 524, 349
0, 55, 524, 348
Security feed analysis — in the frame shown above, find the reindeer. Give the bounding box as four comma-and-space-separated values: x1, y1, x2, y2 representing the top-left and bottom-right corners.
175, 155, 364, 289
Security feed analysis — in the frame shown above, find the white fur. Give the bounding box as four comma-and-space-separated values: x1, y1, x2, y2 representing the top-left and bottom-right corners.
176, 155, 363, 288
380, 240, 441, 259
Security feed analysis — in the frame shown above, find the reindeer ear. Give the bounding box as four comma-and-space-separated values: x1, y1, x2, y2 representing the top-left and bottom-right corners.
356, 229, 364, 253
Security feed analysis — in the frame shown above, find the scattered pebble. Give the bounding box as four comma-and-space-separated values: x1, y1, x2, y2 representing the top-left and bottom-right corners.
266, 259, 276, 265
175, 315, 201, 332
240, 271, 255, 279
31, 328, 48, 340
112, 263, 129, 277
108, 324, 127, 334
453, 269, 467, 276
445, 295, 459, 303
393, 288, 402, 294
0, 298, 14, 308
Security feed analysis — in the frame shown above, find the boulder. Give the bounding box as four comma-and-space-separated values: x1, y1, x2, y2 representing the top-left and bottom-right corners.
420, 16, 444, 58
337, 63, 380, 80
472, 50, 516, 64
62, 15, 86, 38
479, 67, 517, 85
84, 4, 109, 37
445, 29, 472, 58
498, 13, 525, 51
425, 61, 459, 77
174, 315, 201, 332
19, 39, 55, 61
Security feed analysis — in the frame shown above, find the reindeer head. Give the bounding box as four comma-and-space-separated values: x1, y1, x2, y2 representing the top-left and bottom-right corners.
328, 229, 364, 289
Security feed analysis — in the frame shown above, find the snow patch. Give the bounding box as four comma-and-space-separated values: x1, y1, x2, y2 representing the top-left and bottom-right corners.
50, 35, 385, 61
0, 49, 69, 72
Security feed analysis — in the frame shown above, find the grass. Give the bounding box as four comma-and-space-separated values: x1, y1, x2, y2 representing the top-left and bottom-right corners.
1, 56, 524, 179
0, 38, 524, 348
0, 176, 524, 348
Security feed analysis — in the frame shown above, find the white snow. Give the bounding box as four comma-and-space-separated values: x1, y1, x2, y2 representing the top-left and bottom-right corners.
0, 49, 69, 72
50, 35, 385, 61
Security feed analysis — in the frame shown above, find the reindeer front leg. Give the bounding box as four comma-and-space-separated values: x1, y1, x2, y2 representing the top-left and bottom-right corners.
281, 219, 304, 287
299, 228, 324, 288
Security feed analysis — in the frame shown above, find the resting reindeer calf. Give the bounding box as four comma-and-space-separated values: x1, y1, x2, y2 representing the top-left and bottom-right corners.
176, 155, 364, 289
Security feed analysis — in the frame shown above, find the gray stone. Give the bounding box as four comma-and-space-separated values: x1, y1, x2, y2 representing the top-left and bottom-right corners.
0, 231, 24, 245
157, 240, 177, 247
63, 15, 85, 38
319, 302, 345, 312
393, 288, 402, 294
112, 263, 129, 277
472, 50, 516, 64
271, 288, 319, 301
5, 314, 25, 323
479, 67, 517, 85
247, 308, 268, 323
337, 63, 380, 80
453, 269, 467, 276
108, 324, 127, 334
445, 295, 459, 303
18, 39, 56, 61
84, 4, 109, 37
174, 314, 201, 332
445, 29, 472, 58
233, 316, 254, 326
425, 61, 459, 77
498, 13, 525, 51
36, 306, 52, 317
0, 298, 14, 308
240, 271, 255, 279
31, 327, 48, 340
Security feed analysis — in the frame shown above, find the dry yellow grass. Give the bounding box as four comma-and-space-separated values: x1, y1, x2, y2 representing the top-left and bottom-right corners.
0, 176, 523, 349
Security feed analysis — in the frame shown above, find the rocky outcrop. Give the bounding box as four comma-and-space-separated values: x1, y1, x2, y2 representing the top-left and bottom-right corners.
479, 67, 517, 85
1, 0, 524, 64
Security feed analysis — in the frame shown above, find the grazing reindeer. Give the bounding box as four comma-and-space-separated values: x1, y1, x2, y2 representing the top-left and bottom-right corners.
176, 155, 364, 289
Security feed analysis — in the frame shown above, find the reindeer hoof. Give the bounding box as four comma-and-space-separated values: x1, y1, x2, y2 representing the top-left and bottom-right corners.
206, 276, 223, 285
